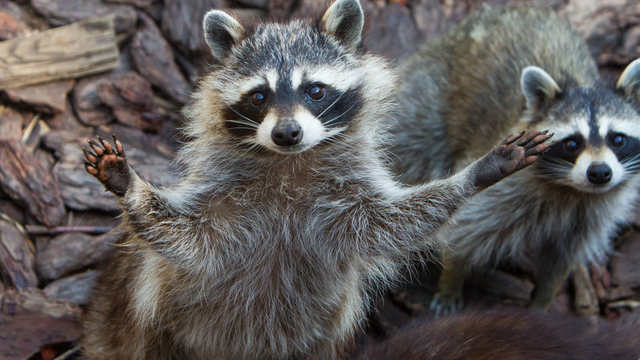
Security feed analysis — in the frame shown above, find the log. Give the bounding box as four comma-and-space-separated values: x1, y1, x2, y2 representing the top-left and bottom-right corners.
0, 16, 120, 90
0, 139, 66, 226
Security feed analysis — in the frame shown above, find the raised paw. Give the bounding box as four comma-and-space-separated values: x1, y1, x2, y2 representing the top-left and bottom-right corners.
83, 135, 131, 197
473, 130, 553, 189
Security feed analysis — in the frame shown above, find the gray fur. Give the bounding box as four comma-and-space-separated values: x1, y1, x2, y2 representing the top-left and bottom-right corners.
203, 10, 244, 61
391, 5, 598, 184
617, 58, 640, 102
321, 0, 364, 49
80, 2, 539, 359
521, 66, 561, 110
389, 4, 640, 313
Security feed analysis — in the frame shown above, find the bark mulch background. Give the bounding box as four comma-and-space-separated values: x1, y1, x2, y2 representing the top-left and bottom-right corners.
0, 0, 639, 359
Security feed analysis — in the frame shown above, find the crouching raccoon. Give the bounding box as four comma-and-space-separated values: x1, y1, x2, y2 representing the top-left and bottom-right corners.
390, 4, 640, 313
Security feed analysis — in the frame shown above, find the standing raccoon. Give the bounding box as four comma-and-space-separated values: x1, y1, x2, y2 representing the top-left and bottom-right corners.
79, 1, 550, 359
390, 4, 640, 313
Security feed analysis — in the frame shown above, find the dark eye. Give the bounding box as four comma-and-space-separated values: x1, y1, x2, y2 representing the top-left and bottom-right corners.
565, 139, 579, 152
613, 134, 626, 147
251, 92, 265, 106
307, 85, 325, 101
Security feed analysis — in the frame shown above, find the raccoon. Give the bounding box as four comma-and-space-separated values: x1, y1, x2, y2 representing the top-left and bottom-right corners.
389, 4, 640, 314
80, 1, 550, 359
355, 307, 640, 360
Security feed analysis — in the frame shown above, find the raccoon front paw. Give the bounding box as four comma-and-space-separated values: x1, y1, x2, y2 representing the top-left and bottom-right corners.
473, 130, 553, 189
83, 135, 131, 197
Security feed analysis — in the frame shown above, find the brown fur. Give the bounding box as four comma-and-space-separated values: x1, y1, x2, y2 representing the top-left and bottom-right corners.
356, 308, 640, 360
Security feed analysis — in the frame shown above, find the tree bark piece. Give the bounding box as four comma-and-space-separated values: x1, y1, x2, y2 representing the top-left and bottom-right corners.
0, 139, 65, 226
0, 16, 120, 90
364, 3, 422, 63
0, 0, 29, 41
72, 75, 116, 127
132, 13, 192, 104
611, 230, 640, 289
45, 100, 86, 132
105, 0, 154, 9
36, 232, 116, 280
561, 0, 640, 67
72, 46, 134, 127
0, 288, 82, 360
43, 270, 100, 306
160, 0, 223, 55
0, 106, 23, 140
97, 71, 162, 131
30, 0, 137, 33
0, 218, 38, 290
3, 80, 75, 114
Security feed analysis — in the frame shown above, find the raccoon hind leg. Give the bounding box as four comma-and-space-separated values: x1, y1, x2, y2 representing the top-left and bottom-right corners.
430, 250, 465, 316
529, 252, 573, 310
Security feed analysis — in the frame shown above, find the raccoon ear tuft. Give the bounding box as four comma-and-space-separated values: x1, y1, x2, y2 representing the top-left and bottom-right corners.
203, 10, 244, 61
322, 0, 364, 49
521, 66, 561, 110
616, 58, 640, 102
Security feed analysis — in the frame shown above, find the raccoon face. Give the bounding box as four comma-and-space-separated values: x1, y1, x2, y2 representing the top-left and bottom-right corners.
522, 64, 640, 193
219, 65, 365, 155
201, 0, 369, 155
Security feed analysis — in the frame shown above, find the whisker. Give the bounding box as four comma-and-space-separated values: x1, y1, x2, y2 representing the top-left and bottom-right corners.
323, 102, 358, 127
224, 119, 259, 129
223, 102, 260, 126
317, 93, 345, 119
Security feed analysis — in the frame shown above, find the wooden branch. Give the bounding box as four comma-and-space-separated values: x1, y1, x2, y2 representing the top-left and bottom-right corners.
0, 16, 120, 90
24, 225, 114, 235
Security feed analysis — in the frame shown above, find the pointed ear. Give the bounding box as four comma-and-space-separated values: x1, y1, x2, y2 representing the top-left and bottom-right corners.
616, 58, 640, 102
321, 0, 364, 49
521, 66, 561, 110
203, 10, 244, 61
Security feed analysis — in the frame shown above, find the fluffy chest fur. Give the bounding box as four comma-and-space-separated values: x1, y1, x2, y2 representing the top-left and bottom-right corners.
120, 154, 396, 359
450, 169, 640, 271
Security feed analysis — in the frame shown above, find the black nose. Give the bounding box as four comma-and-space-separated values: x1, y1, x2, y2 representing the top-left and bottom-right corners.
271, 121, 303, 146
587, 163, 612, 184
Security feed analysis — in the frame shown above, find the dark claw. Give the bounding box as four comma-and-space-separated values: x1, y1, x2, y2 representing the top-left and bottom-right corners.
88, 138, 103, 150
112, 134, 125, 157
504, 131, 526, 145
83, 159, 97, 168
82, 146, 97, 158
